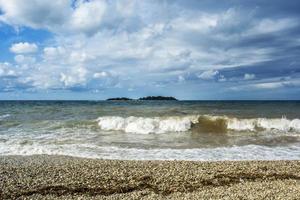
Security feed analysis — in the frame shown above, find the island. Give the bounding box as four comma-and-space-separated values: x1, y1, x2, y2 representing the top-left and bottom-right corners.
138, 96, 178, 101
106, 96, 178, 101
106, 97, 133, 101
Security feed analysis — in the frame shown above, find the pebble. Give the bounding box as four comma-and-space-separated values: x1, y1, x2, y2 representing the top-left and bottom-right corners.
0, 155, 299, 199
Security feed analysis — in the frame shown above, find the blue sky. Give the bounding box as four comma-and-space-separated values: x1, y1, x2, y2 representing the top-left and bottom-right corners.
0, 0, 300, 100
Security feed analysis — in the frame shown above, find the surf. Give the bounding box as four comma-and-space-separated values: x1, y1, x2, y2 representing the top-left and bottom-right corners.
97, 115, 300, 134
0, 114, 10, 120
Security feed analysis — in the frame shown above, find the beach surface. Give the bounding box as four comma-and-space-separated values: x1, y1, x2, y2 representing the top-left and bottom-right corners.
0, 155, 299, 199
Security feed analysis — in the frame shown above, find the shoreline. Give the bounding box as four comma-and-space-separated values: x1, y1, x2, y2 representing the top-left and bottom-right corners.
1, 155, 299, 199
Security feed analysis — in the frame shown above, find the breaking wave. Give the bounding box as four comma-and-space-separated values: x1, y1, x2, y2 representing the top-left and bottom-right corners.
97, 115, 300, 134
0, 114, 10, 120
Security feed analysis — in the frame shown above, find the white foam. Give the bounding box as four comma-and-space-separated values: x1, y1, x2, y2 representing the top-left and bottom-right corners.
0, 143, 299, 161
0, 114, 10, 120
97, 115, 300, 134
97, 116, 198, 134
227, 117, 300, 132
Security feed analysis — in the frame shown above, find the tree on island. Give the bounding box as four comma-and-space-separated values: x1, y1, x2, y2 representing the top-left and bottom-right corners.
138, 96, 178, 100
106, 96, 177, 101
106, 97, 133, 101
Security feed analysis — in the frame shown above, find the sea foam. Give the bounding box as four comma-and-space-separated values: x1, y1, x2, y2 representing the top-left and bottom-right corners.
97, 116, 198, 134
1, 143, 299, 160
97, 115, 300, 134
0, 114, 10, 120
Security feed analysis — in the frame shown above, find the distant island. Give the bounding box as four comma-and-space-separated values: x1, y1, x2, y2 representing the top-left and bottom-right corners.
138, 96, 177, 100
106, 97, 133, 101
106, 96, 178, 101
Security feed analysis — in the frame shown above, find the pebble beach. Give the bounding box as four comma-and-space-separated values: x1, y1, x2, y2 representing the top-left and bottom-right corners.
0, 155, 299, 199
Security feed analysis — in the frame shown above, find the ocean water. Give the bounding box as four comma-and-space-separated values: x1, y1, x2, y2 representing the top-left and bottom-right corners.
0, 100, 300, 160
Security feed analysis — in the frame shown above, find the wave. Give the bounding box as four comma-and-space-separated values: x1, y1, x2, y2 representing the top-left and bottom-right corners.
97, 116, 198, 134
0, 114, 10, 120
1, 143, 299, 160
97, 115, 300, 134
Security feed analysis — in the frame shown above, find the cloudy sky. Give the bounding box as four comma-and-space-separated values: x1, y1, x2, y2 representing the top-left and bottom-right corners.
0, 0, 300, 100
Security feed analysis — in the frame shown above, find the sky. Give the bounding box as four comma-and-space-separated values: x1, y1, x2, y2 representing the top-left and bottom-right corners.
0, 0, 300, 100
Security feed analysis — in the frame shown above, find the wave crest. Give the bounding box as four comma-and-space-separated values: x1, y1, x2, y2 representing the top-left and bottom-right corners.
97, 115, 300, 134
97, 116, 197, 134
0, 114, 10, 120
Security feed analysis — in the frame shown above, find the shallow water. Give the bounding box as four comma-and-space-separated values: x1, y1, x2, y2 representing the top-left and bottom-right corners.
0, 100, 300, 160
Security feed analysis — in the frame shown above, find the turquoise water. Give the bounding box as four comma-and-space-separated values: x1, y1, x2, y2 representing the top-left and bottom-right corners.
0, 101, 300, 160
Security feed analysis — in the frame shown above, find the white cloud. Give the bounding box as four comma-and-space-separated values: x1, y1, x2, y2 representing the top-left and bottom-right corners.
0, 0, 299, 96
60, 67, 88, 87
0, 62, 17, 77
0, 0, 70, 30
94, 72, 108, 79
244, 73, 256, 80
10, 42, 38, 54
0, 0, 107, 35
43, 46, 66, 60
171, 13, 218, 33
253, 82, 283, 89
230, 77, 300, 91
14, 54, 36, 64
178, 75, 185, 82
218, 75, 226, 82
197, 70, 219, 80
253, 79, 300, 89
247, 18, 298, 35
70, 0, 107, 35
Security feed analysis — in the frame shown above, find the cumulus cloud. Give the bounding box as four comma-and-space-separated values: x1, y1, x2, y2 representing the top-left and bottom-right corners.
0, 0, 70, 30
43, 46, 66, 60
0, 0, 300, 99
0, 62, 17, 77
0, 0, 111, 35
60, 67, 88, 88
10, 42, 38, 54
70, 0, 107, 35
197, 70, 219, 80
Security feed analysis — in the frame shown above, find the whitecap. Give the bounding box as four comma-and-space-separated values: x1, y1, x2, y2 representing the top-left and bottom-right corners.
96, 115, 300, 134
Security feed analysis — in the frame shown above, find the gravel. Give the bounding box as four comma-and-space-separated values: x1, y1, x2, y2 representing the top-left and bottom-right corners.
0, 155, 299, 199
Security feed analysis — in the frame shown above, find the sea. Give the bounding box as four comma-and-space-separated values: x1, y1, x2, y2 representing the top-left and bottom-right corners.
0, 100, 300, 161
